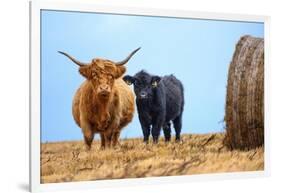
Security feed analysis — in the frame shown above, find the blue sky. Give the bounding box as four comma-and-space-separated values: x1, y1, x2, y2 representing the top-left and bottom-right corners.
41, 10, 264, 142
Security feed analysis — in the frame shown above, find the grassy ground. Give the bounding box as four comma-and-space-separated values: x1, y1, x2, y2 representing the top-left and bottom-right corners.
40, 133, 264, 183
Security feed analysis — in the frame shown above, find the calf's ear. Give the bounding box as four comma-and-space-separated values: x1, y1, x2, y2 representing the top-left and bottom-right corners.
123, 75, 135, 85
151, 76, 161, 88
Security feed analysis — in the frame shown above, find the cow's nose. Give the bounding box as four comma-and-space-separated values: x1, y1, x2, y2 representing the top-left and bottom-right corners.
99, 84, 110, 92
98, 85, 111, 98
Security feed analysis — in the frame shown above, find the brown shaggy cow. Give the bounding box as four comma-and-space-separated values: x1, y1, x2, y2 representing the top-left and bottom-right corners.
58, 48, 140, 149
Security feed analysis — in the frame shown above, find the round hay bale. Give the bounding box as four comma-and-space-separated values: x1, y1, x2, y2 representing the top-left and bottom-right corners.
224, 35, 264, 150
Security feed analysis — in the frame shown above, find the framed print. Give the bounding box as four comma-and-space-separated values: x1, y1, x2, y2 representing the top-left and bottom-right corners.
30, 0, 270, 192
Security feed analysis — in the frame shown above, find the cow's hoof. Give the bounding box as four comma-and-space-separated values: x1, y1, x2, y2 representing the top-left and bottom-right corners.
99, 148, 105, 151
143, 140, 149, 144
153, 140, 158, 144
175, 139, 183, 144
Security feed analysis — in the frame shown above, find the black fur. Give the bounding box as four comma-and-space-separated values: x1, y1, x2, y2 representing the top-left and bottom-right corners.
123, 70, 184, 143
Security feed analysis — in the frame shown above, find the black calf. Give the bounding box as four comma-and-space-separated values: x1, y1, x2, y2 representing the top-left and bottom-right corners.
123, 70, 184, 143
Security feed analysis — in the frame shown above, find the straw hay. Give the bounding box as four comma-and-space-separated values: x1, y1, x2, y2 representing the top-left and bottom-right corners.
40, 133, 264, 183
224, 35, 264, 150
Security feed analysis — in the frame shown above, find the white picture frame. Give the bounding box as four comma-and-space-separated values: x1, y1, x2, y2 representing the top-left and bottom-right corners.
29, 0, 270, 192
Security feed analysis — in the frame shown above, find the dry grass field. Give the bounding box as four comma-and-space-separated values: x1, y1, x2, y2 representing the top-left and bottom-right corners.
40, 133, 264, 183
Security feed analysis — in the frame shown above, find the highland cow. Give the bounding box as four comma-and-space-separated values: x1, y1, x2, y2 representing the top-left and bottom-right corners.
123, 70, 184, 143
58, 48, 140, 149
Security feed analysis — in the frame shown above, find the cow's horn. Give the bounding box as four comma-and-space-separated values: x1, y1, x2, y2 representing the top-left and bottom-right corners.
115, 47, 141, 66
58, 51, 88, 67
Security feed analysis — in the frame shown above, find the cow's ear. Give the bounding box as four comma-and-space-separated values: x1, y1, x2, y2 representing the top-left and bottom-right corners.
115, 66, 126, 79
123, 75, 135, 85
151, 76, 161, 88
79, 65, 92, 79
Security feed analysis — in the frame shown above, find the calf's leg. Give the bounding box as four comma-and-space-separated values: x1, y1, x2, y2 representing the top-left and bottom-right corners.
152, 116, 164, 144
139, 116, 151, 143
163, 122, 171, 142
173, 115, 182, 142
141, 124, 151, 143
152, 125, 161, 143
151, 111, 165, 143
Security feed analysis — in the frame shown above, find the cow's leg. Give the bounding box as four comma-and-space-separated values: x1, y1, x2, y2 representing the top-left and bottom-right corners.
163, 122, 171, 142
80, 118, 94, 150
104, 132, 113, 148
173, 114, 183, 142
100, 133, 106, 149
104, 118, 119, 148
112, 131, 121, 147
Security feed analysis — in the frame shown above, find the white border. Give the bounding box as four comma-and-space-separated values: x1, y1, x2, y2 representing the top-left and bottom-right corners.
30, 0, 270, 192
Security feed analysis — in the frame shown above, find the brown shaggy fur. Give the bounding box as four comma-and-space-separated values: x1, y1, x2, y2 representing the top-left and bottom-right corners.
70, 58, 135, 149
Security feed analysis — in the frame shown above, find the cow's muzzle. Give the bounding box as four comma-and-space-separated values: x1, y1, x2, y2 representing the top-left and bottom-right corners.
98, 90, 110, 99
